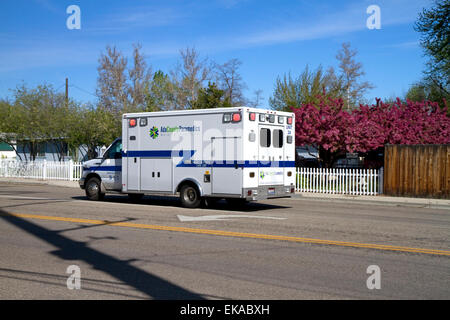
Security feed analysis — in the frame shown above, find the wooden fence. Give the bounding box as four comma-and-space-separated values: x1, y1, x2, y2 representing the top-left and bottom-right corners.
384, 145, 450, 198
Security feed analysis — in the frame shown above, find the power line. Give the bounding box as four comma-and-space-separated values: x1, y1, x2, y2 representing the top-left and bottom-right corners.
69, 84, 97, 98
55, 83, 66, 91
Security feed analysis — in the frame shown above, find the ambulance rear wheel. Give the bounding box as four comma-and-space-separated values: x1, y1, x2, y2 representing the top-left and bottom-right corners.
180, 184, 201, 208
85, 177, 104, 201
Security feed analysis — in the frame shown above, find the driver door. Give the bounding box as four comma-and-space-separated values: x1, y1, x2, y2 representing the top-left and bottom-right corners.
101, 139, 122, 191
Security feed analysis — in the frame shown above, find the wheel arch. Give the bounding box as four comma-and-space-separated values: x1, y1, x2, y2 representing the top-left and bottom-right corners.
84, 172, 106, 193
176, 178, 203, 197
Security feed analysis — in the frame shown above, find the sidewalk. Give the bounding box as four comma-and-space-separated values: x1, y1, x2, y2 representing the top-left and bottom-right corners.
0, 177, 79, 189
294, 192, 450, 210
1, 178, 449, 210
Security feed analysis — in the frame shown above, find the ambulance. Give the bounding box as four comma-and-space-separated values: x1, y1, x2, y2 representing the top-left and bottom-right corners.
79, 107, 296, 208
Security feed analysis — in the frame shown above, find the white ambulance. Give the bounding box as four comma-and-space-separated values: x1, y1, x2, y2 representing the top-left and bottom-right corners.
79, 107, 296, 208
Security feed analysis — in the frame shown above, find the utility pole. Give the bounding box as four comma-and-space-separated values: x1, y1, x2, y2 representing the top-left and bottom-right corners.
65, 77, 69, 106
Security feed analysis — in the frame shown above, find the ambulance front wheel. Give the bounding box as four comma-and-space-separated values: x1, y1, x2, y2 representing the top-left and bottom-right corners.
180, 184, 201, 208
85, 177, 105, 201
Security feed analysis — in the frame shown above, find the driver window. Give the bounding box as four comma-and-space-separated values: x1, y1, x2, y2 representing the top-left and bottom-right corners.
105, 140, 122, 159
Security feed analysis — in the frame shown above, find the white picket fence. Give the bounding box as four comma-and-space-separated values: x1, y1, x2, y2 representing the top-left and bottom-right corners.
0, 160, 83, 181
0, 160, 383, 195
296, 167, 383, 195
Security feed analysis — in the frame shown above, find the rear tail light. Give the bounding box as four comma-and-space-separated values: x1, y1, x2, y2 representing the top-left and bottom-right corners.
247, 190, 252, 196
232, 112, 241, 122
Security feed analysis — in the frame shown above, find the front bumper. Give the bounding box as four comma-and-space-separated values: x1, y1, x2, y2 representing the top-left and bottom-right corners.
243, 184, 295, 201
79, 177, 85, 189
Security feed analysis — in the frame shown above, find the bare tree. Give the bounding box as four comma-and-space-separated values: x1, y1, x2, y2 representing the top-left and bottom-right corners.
336, 42, 374, 110
214, 58, 247, 106
171, 47, 211, 109
96, 46, 129, 116
128, 44, 152, 112
248, 89, 264, 108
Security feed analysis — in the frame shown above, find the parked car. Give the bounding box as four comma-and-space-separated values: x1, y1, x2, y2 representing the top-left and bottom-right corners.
295, 154, 321, 168
332, 157, 363, 169
295, 146, 320, 167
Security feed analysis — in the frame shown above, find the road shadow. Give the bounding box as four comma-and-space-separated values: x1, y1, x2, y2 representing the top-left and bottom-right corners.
71, 195, 291, 212
0, 209, 204, 300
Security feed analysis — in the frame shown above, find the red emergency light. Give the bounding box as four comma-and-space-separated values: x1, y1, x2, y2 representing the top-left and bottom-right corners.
232, 113, 241, 122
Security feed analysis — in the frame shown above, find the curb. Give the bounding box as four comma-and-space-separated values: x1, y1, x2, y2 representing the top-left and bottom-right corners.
0, 178, 79, 189
293, 192, 450, 210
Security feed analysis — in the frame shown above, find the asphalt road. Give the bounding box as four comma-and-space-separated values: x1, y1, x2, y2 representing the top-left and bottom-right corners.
0, 182, 449, 299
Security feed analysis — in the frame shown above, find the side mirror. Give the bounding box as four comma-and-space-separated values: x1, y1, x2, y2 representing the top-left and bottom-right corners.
99, 146, 107, 158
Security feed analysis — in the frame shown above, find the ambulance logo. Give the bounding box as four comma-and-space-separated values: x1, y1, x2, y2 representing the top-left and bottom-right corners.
149, 126, 159, 139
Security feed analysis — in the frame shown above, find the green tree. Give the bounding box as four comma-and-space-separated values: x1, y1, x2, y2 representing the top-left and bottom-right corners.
269, 65, 343, 111
144, 70, 175, 111
68, 104, 117, 160
413, 0, 449, 106
0, 99, 23, 159
9, 84, 74, 161
192, 82, 232, 109
270, 43, 373, 112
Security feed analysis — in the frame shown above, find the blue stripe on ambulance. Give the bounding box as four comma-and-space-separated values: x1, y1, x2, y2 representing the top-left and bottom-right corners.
121, 150, 294, 168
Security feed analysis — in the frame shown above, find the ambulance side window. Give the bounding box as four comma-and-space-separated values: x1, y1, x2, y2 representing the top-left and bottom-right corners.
104, 140, 122, 159
273, 129, 283, 148
260, 128, 271, 148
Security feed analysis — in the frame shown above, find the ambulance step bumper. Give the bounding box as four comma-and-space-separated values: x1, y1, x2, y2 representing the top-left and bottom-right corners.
243, 185, 295, 201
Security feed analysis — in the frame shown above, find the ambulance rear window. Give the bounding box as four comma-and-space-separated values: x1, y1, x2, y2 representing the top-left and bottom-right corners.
273, 129, 283, 148
260, 128, 271, 148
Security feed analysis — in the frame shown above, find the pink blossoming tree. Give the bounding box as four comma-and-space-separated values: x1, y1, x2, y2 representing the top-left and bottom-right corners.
292, 96, 450, 167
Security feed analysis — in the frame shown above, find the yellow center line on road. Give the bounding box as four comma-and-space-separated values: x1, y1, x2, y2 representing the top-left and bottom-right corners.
3, 212, 450, 257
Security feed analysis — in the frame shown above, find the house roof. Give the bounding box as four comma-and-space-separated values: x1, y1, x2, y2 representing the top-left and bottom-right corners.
0, 142, 14, 151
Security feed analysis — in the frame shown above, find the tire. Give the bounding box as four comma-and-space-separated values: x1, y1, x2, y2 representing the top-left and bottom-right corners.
226, 198, 248, 207
128, 193, 144, 201
85, 177, 104, 201
180, 184, 201, 208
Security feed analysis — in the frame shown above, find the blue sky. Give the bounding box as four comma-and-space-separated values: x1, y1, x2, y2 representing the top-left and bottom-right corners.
0, 0, 432, 107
